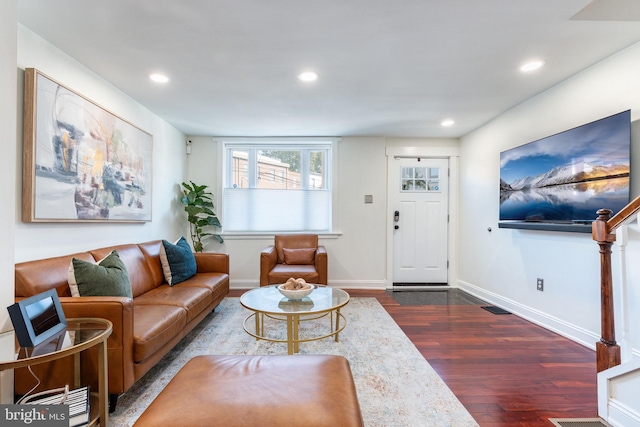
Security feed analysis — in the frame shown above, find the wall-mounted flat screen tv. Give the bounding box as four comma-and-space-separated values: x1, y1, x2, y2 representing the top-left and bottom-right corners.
499, 110, 631, 233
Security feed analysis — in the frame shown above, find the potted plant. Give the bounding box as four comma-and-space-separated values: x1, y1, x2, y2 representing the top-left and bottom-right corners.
180, 181, 223, 252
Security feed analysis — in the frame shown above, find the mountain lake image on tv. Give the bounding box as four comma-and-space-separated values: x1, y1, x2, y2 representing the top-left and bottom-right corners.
499, 110, 631, 230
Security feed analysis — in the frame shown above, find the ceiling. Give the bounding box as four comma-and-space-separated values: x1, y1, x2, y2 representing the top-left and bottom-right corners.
16, 0, 640, 138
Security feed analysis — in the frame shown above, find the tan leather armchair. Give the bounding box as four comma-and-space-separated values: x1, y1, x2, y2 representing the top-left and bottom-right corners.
260, 234, 327, 287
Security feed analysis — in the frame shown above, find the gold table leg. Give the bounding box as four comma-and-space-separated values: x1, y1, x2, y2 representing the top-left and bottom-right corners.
254, 312, 262, 341
98, 339, 109, 427
73, 353, 81, 389
293, 314, 300, 354
286, 315, 294, 355
335, 308, 341, 342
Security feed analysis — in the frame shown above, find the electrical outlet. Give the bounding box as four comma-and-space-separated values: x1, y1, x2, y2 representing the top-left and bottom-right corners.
536, 278, 544, 291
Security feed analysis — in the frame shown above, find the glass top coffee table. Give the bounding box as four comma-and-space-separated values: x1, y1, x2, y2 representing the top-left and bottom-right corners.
240, 285, 350, 354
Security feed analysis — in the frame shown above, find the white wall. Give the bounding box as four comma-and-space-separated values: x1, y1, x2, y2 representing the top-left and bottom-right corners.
2, 23, 186, 401
14, 25, 188, 263
187, 136, 391, 288
186, 135, 460, 288
1, 1, 17, 332
459, 41, 640, 354
0, 0, 18, 404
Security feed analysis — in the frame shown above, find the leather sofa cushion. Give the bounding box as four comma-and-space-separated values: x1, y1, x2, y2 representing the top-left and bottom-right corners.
283, 247, 316, 265
133, 304, 186, 363
16, 252, 96, 297
268, 264, 319, 284
274, 234, 318, 263
177, 272, 229, 302
135, 285, 212, 324
133, 355, 364, 427
137, 240, 168, 288
177, 272, 228, 291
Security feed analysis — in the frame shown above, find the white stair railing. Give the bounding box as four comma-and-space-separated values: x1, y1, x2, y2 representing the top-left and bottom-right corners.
614, 225, 632, 363
597, 220, 640, 426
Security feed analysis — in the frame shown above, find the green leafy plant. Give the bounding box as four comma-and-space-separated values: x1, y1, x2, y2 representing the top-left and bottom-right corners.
180, 181, 223, 252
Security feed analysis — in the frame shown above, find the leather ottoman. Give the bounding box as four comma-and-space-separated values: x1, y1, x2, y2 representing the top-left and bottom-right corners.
133, 354, 364, 427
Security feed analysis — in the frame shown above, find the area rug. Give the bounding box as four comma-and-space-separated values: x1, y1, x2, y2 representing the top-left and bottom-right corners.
109, 297, 479, 427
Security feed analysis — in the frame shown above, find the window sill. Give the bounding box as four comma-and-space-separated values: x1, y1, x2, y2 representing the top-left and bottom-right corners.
220, 232, 342, 240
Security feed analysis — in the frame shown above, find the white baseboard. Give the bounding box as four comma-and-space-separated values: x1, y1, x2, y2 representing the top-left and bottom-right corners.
608, 399, 640, 427
457, 280, 598, 350
229, 279, 387, 290
598, 358, 640, 427
328, 280, 388, 289
229, 279, 257, 290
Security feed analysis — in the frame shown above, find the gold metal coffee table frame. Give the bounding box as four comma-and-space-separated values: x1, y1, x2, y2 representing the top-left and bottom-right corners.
240, 285, 350, 354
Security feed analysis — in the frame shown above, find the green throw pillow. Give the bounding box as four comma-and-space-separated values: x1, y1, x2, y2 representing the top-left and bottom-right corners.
160, 237, 197, 286
68, 250, 132, 297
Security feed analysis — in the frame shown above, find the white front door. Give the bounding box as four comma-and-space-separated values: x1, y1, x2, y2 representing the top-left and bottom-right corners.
392, 157, 449, 284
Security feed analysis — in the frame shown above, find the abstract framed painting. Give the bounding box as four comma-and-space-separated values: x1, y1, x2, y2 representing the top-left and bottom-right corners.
22, 68, 153, 222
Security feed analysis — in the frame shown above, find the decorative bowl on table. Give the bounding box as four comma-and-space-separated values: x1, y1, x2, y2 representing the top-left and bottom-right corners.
277, 283, 314, 300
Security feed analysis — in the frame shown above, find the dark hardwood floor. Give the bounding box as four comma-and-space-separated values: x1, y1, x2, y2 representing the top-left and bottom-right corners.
230, 288, 598, 426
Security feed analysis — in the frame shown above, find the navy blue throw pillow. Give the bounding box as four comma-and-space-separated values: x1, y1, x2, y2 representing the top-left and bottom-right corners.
160, 237, 197, 286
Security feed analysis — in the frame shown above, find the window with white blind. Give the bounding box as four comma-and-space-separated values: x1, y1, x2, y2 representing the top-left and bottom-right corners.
222, 138, 337, 233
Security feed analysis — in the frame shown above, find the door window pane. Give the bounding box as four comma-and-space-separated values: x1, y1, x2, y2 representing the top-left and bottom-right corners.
401, 166, 440, 192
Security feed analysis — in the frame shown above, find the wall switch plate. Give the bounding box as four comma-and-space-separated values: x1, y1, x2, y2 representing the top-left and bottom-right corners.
536, 278, 544, 291
364, 195, 373, 203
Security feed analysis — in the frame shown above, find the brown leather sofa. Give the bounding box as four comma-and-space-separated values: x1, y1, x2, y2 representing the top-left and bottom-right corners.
260, 234, 327, 287
14, 240, 229, 409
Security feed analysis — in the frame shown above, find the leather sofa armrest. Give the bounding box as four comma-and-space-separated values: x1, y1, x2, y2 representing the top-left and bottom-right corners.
260, 246, 277, 287
194, 252, 229, 274
60, 296, 135, 393
60, 296, 133, 339
315, 246, 328, 285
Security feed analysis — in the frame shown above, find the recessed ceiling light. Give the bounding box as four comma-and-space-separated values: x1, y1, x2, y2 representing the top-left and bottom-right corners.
520, 60, 545, 72
298, 71, 318, 82
441, 119, 455, 127
149, 73, 169, 83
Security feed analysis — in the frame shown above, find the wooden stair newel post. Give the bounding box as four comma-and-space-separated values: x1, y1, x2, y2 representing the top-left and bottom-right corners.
592, 208, 621, 372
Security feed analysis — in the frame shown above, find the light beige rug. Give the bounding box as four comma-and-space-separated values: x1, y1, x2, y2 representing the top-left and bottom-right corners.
109, 297, 478, 427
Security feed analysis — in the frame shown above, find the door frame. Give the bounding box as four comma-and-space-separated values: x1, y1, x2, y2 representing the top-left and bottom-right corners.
385, 146, 460, 289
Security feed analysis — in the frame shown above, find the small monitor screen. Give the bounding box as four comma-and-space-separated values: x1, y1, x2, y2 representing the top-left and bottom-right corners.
8, 289, 67, 348
26, 296, 61, 337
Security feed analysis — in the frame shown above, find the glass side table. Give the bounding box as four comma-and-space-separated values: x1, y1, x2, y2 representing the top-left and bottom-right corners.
0, 318, 112, 426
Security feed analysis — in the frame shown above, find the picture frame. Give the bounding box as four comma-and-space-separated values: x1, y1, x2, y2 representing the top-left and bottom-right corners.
7, 289, 68, 348
22, 68, 153, 222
